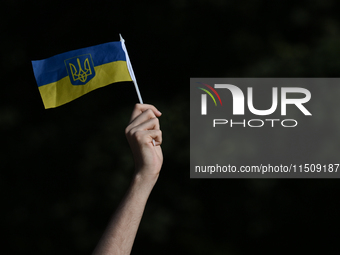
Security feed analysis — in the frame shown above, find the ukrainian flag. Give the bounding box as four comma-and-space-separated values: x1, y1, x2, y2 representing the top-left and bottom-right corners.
32, 40, 132, 108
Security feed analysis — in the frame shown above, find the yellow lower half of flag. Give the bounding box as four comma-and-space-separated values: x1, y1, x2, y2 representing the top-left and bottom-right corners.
38, 61, 132, 108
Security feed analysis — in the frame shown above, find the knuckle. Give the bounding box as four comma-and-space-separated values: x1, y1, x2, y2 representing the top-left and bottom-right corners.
125, 126, 136, 139
125, 124, 133, 136
157, 130, 162, 139
133, 103, 143, 113
135, 103, 142, 109
152, 117, 159, 125
146, 109, 155, 117
133, 130, 143, 141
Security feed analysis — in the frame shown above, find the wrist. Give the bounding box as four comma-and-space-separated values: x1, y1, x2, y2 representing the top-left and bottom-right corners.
132, 170, 159, 191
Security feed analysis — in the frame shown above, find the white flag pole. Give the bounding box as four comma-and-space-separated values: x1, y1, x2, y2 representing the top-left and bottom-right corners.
120, 34, 143, 104
120, 34, 156, 146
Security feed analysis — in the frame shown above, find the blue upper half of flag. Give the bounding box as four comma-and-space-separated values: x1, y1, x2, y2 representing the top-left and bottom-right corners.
32, 41, 126, 87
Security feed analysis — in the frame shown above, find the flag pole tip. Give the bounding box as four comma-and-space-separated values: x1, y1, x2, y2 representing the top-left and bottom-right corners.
119, 34, 124, 42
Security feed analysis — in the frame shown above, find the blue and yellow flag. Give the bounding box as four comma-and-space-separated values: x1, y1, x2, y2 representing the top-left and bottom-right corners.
32, 39, 132, 108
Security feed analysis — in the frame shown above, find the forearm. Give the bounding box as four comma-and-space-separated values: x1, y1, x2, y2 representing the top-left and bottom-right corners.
93, 104, 162, 255
92, 172, 158, 255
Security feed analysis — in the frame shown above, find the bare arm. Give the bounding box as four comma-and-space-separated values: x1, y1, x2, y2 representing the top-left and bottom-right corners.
92, 104, 163, 255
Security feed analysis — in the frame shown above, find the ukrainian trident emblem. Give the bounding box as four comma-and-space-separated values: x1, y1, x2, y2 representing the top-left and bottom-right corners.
65, 54, 96, 85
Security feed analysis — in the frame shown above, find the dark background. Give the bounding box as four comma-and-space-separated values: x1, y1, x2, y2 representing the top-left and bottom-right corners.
2, 0, 340, 254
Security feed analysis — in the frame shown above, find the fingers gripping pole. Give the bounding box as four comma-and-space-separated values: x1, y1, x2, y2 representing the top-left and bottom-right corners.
120, 34, 155, 146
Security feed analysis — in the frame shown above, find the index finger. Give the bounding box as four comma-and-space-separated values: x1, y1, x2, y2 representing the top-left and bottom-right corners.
129, 103, 162, 123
